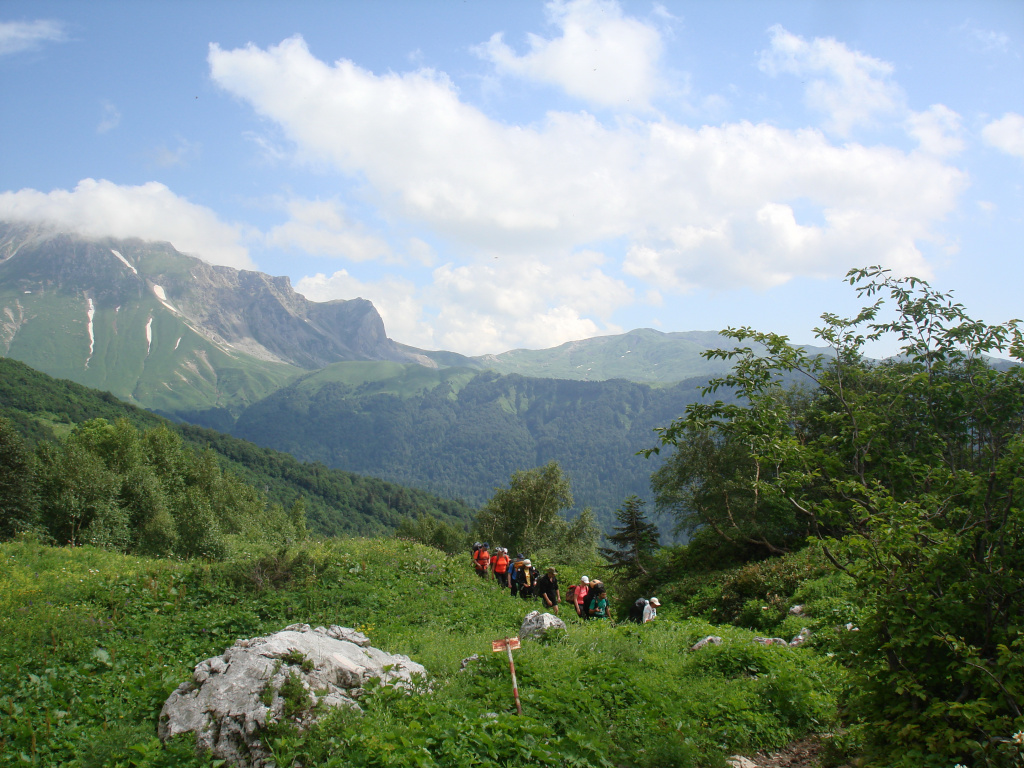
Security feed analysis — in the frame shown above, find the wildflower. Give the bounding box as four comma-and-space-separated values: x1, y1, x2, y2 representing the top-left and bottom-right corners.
1013, 730, 1024, 746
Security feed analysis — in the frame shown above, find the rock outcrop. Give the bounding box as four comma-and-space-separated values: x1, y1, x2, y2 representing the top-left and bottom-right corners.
158, 624, 426, 767
518, 610, 566, 640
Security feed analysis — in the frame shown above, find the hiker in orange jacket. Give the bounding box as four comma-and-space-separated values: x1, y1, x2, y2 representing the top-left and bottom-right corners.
473, 542, 491, 578
490, 547, 511, 586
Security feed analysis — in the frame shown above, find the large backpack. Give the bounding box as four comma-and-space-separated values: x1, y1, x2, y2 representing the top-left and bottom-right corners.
628, 598, 647, 624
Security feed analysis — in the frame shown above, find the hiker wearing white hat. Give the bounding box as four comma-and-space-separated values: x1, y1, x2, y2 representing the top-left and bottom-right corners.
643, 597, 661, 623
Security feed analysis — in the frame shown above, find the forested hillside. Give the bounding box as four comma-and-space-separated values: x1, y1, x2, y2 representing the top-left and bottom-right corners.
0, 357, 476, 536
231, 369, 727, 532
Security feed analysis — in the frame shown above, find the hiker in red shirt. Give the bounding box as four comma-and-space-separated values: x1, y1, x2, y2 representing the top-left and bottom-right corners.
569, 575, 590, 618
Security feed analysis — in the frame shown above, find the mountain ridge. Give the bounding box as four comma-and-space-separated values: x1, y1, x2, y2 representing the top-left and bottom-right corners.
0, 221, 429, 415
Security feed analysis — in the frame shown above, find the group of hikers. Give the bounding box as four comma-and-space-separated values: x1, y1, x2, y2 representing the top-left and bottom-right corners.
470, 542, 661, 623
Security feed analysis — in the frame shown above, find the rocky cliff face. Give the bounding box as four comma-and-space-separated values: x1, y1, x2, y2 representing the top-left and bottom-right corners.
0, 220, 425, 415
0, 220, 415, 370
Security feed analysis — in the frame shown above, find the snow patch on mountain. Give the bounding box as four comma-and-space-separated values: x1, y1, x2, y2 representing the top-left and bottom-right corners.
85, 298, 95, 369
151, 283, 179, 313
110, 249, 137, 275
145, 316, 153, 357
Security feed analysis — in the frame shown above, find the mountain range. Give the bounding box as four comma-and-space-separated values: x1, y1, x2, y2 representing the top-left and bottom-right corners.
0, 221, 758, 530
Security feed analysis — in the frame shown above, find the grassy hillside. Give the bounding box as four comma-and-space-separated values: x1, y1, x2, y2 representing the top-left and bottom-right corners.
0, 284, 302, 416
472, 329, 737, 383
0, 356, 476, 536
0, 537, 844, 767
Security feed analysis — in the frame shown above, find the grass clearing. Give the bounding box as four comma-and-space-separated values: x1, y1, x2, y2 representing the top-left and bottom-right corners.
0, 538, 844, 767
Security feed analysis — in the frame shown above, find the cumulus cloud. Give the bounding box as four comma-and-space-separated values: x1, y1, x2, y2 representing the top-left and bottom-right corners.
208, 29, 967, 352
904, 104, 964, 156
759, 24, 902, 136
0, 179, 253, 269
474, 0, 664, 109
296, 250, 631, 355
0, 19, 66, 55
266, 198, 393, 261
982, 113, 1024, 160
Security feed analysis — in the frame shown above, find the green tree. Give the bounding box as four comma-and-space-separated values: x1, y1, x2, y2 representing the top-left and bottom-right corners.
0, 416, 37, 538
599, 495, 660, 581
649, 267, 1024, 766
396, 512, 470, 554
35, 440, 125, 548
476, 461, 597, 562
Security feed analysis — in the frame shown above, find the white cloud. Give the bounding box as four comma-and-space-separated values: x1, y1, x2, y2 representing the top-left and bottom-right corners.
0, 19, 65, 55
296, 251, 632, 355
982, 113, 1024, 160
430, 255, 626, 353
266, 198, 393, 262
97, 100, 121, 134
905, 104, 964, 156
474, 0, 664, 109
0, 179, 253, 269
210, 33, 968, 352
759, 25, 902, 137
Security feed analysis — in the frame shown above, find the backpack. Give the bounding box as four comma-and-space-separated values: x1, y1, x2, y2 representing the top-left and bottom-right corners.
566, 585, 578, 603
628, 598, 647, 624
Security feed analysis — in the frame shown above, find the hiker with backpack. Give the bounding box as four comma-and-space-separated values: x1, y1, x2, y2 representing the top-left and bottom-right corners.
643, 597, 661, 623
628, 597, 648, 624
509, 553, 526, 597
473, 543, 491, 578
536, 567, 560, 614
567, 575, 590, 619
519, 559, 538, 600
491, 547, 511, 587
587, 583, 610, 619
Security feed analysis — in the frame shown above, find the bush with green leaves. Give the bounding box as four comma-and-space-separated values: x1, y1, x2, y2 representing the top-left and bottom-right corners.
648, 267, 1024, 765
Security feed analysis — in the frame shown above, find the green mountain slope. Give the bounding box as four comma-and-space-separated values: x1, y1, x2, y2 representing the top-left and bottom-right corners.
470, 328, 737, 383
231, 367, 727, 533
0, 356, 476, 536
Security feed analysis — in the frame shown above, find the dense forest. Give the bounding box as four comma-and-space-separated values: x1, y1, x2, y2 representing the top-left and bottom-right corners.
0, 357, 476, 539
231, 370, 725, 533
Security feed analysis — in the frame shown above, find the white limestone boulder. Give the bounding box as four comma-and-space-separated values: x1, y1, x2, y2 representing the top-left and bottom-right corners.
158, 624, 425, 767
518, 610, 566, 640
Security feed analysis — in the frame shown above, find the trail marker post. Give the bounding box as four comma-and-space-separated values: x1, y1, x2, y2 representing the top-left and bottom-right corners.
492, 637, 522, 715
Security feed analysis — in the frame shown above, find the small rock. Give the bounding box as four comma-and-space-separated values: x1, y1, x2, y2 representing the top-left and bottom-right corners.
459, 654, 480, 671
690, 635, 722, 651
789, 628, 811, 647
753, 636, 789, 647
519, 610, 566, 640
727, 756, 759, 768
788, 604, 805, 616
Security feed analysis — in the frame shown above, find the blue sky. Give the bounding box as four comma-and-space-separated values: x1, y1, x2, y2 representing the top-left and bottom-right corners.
1, 0, 1021, 356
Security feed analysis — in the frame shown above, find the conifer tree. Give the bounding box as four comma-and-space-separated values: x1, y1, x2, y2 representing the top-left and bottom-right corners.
600, 495, 660, 580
